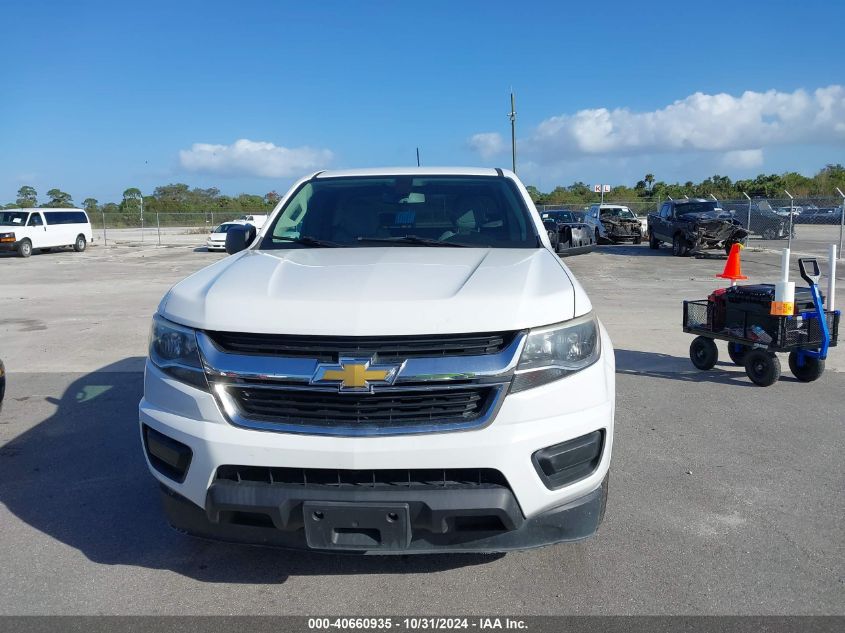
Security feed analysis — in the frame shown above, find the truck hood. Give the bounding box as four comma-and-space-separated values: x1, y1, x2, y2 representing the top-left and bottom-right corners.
160, 247, 585, 335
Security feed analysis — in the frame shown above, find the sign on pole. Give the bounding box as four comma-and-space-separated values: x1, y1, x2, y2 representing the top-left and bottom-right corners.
593, 184, 601, 193
603, 184, 611, 193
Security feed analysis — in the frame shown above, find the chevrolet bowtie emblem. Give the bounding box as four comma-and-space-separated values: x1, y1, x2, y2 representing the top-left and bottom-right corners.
311, 358, 401, 392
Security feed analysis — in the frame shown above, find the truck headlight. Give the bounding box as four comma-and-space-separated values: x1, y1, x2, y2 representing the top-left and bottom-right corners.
0, 232, 16, 243
149, 314, 207, 389
511, 313, 601, 392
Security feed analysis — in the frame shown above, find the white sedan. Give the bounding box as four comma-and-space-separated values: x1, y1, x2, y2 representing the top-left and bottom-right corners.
206, 222, 251, 251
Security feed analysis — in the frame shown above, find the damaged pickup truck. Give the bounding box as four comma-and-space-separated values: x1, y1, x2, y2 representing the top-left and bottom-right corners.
587, 204, 644, 244
541, 209, 596, 256
647, 199, 748, 257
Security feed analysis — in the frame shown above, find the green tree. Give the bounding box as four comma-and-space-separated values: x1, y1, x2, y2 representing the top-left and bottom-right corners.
120, 187, 143, 212
82, 198, 99, 213
44, 188, 74, 208
16, 185, 38, 207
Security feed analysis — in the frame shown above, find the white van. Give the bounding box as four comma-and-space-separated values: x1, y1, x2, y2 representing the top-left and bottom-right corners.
0, 208, 93, 258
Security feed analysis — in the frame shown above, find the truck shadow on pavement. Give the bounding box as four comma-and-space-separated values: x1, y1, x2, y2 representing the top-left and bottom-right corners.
615, 349, 760, 387
0, 358, 502, 583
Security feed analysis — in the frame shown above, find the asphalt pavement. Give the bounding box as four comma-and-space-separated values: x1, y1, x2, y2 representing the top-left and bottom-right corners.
0, 242, 842, 615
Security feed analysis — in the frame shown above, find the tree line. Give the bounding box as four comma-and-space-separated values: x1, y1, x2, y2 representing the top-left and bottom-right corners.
5, 164, 845, 214
5, 183, 281, 216
527, 164, 845, 205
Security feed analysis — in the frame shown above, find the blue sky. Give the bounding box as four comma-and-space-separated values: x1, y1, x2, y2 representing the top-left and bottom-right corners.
1, 0, 843, 204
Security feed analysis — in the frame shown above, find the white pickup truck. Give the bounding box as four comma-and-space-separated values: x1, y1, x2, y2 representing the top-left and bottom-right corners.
140, 167, 615, 553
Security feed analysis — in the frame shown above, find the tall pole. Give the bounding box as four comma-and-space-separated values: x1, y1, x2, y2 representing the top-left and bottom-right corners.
837, 187, 844, 260
508, 91, 516, 174
742, 191, 752, 235
784, 190, 794, 250
139, 192, 144, 242
416, 147, 420, 167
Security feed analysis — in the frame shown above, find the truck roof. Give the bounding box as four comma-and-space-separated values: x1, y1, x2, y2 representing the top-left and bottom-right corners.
313, 167, 508, 179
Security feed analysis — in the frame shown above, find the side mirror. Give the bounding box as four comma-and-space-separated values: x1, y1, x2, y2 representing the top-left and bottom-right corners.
225, 224, 256, 254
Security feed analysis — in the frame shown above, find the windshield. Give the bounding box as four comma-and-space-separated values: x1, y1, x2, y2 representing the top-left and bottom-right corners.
600, 207, 636, 220
212, 223, 237, 233
545, 211, 576, 223
260, 175, 539, 249
0, 211, 29, 226
675, 201, 719, 216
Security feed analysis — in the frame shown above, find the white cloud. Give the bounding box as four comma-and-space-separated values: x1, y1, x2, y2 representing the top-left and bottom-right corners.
722, 149, 764, 169
179, 138, 333, 178
467, 132, 505, 159
469, 86, 845, 168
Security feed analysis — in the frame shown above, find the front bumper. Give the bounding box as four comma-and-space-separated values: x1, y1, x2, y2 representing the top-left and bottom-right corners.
139, 326, 615, 552
206, 240, 226, 250
159, 473, 608, 553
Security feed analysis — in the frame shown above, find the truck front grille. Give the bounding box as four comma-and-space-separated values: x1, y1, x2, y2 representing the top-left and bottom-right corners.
227, 385, 498, 433
205, 330, 516, 362
215, 465, 510, 490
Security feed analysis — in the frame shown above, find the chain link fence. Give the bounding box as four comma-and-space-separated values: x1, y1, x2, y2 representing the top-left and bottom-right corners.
91, 211, 252, 247
87, 197, 845, 257
538, 196, 845, 256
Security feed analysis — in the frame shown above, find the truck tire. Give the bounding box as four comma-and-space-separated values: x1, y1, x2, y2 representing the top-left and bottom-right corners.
633, 236, 642, 245
689, 336, 718, 370
672, 234, 689, 257
74, 235, 87, 252
17, 239, 32, 258
744, 349, 781, 386
649, 233, 659, 249
788, 351, 824, 382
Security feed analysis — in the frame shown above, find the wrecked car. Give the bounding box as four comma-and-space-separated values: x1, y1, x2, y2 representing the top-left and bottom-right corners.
587, 204, 644, 244
647, 199, 748, 256
541, 209, 597, 256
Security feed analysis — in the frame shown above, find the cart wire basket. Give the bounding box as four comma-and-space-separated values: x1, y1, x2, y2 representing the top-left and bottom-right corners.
683, 299, 840, 352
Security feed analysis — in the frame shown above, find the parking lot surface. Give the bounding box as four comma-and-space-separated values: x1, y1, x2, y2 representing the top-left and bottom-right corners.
0, 242, 843, 615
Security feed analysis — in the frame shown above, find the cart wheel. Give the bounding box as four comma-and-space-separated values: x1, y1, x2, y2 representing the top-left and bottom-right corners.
727, 343, 749, 366
788, 351, 825, 382
689, 336, 718, 370
744, 350, 781, 386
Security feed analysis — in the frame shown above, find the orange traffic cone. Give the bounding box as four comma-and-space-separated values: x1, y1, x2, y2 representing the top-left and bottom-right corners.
717, 243, 748, 285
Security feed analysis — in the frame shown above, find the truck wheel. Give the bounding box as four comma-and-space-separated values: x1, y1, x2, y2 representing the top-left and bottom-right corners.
689, 336, 718, 370
595, 228, 602, 244
649, 233, 659, 249
762, 228, 776, 240
788, 351, 824, 382
74, 235, 87, 252
17, 239, 32, 258
672, 234, 689, 257
727, 343, 749, 366
744, 350, 781, 386
633, 236, 642, 245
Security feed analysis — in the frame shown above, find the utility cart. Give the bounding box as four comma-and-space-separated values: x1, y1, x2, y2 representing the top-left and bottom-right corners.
683, 258, 840, 386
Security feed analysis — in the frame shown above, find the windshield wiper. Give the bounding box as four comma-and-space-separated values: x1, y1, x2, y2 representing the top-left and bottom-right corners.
356, 235, 472, 247
271, 235, 342, 248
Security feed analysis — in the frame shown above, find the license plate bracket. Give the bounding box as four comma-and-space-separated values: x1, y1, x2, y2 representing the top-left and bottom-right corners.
303, 501, 411, 551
